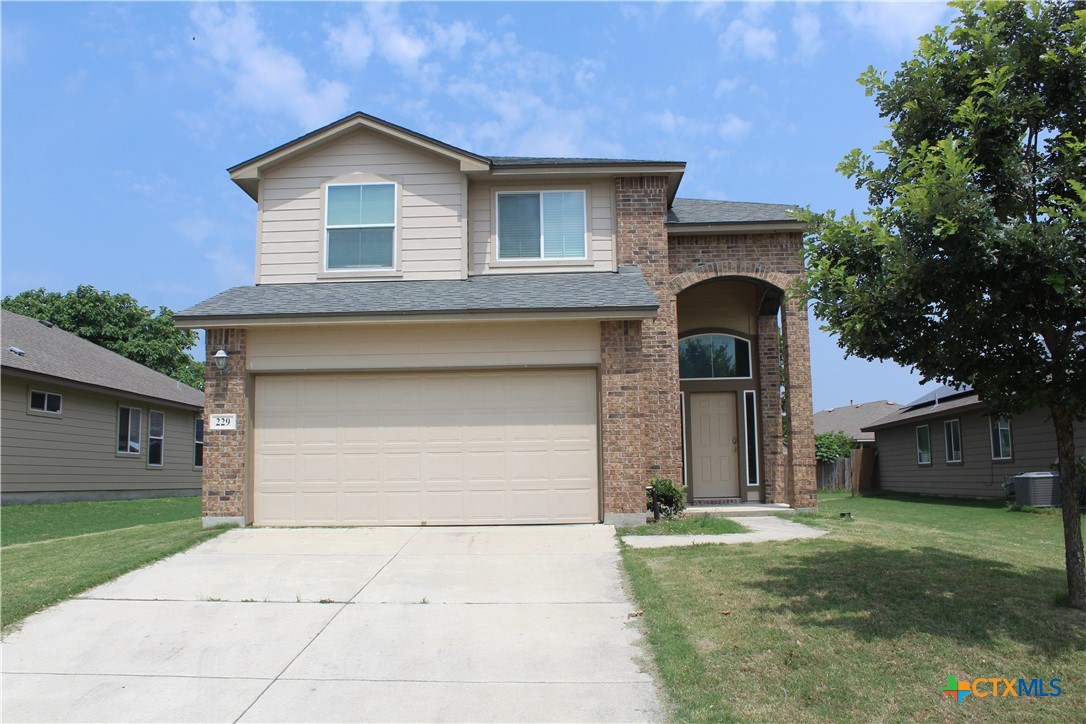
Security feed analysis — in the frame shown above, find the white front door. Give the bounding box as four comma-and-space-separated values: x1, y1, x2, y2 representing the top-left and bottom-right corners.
689, 391, 739, 498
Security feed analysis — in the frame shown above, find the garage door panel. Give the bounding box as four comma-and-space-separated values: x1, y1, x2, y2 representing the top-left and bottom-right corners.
254, 370, 598, 526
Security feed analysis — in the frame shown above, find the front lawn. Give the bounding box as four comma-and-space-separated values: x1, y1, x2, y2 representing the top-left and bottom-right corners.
1, 497, 225, 628
623, 491, 1086, 722
621, 515, 748, 536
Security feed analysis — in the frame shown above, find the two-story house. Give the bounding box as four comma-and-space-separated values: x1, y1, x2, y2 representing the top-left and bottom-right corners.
177, 111, 817, 528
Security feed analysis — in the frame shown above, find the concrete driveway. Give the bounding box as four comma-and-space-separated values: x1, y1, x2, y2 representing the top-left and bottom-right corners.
1, 525, 662, 723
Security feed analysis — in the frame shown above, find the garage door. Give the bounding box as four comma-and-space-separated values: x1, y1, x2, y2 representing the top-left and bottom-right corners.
253, 369, 599, 526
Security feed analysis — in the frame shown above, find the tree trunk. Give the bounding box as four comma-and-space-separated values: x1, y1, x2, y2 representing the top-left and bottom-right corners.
1052, 405, 1085, 609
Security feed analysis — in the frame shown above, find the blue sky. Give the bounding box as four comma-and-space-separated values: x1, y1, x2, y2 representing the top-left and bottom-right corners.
1, 1, 954, 410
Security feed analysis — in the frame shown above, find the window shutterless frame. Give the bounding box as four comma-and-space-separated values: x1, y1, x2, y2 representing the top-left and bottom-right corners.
495, 189, 588, 261
147, 410, 165, 467
324, 181, 398, 272
915, 424, 931, 465
990, 416, 1013, 460
117, 406, 142, 456
28, 389, 62, 415
944, 419, 962, 463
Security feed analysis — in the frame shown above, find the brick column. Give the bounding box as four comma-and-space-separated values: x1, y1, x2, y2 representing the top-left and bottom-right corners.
600, 320, 645, 525
614, 177, 682, 489
781, 298, 816, 509
757, 314, 786, 504
202, 328, 248, 527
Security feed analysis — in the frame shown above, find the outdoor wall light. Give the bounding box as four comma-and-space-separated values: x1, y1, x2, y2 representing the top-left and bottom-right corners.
212, 349, 229, 372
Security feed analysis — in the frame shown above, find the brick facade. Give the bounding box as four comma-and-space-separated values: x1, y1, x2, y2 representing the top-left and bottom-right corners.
599, 320, 645, 515
202, 329, 248, 523
599, 194, 818, 514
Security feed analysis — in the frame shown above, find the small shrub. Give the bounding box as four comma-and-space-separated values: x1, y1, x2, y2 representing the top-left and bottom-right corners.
647, 477, 686, 518
815, 431, 853, 463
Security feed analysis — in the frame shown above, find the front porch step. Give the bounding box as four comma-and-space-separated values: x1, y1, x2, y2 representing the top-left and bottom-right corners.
686, 503, 795, 518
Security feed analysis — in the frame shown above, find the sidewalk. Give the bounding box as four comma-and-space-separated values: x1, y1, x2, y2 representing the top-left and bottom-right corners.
622, 516, 826, 549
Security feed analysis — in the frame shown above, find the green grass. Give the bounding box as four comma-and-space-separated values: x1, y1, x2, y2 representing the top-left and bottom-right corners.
623, 490, 1086, 723
1, 497, 225, 628
1, 496, 202, 546
621, 515, 748, 536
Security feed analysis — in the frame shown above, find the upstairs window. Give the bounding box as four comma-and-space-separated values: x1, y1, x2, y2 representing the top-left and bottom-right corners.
29, 389, 62, 415
497, 191, 586, 260
679, 334, 752, 379
326, 182, 396, 270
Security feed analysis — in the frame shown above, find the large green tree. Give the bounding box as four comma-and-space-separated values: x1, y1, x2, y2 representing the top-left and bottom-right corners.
799, 1, 1086, 607
3, 286, 204, 390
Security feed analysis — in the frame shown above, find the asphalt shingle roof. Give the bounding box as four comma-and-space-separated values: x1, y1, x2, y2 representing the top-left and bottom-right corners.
814, 400, 903, 442
668, 198, 798, 225
176, 268, 659, 322
489, 156, 683, 168
1, 310, 204, 408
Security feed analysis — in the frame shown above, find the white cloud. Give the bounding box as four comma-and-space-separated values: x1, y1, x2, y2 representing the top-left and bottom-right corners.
718, 114, 753, 141
648, 109, 713, 136
714, 77, 741, 97
792, 6, 823, 59
838, 2, 952, 51
190, 4, 349, 129
326, 16, 374, 68
720, 4, 777, 60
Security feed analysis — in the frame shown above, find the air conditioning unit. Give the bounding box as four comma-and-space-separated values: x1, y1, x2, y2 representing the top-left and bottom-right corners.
1013, 472, 1061, 508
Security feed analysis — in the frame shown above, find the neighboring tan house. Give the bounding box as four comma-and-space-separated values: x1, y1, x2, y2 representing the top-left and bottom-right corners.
814, 400, 902, 447
176, 111, 817, 528
863, 385, 1086, 499
1, 310, 205, 504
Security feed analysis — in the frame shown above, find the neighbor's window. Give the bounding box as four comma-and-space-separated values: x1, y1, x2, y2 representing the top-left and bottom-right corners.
679, 334, 752, 379
326, 182, 396, 270
29, 389, 62, 414
944, 419, 962, 463
117, 406, 142, 455
148, 411, 165, 467
194, 417, 204, 468
497, 191, 586, 260
990, 417, 1013, 460
916, 424, 931, 465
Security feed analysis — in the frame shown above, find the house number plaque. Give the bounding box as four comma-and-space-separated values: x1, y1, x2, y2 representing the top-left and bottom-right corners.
210, 414, 238, 430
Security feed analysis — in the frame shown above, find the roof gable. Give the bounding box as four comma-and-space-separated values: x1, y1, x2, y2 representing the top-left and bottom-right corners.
1, 310, 204, 408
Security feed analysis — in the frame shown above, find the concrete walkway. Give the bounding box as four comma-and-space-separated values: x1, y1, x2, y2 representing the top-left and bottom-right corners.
623, 515, 827, 549
2, 526, 662, 723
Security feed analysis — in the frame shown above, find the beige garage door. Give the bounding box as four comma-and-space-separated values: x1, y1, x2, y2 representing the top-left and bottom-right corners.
254, 369, 599, 526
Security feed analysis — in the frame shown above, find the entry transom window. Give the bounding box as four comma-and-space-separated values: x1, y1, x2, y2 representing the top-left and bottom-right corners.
944, 419, 962, 463
326, 182, 396, 270
990, 417, 1013, 460
29, 390, 62, 414
679, 334, 752, 379
497, 191, 586, 260
118, 406, 142, 455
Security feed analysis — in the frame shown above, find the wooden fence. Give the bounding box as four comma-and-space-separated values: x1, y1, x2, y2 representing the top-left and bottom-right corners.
817, 447, 878, 494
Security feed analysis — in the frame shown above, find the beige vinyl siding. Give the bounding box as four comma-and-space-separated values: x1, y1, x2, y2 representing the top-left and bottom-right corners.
1, 377, 201, 498
874, 407, 1086, 498
467, 178, 615, 275
247, 320, 601, 372
258, 128, 465, 283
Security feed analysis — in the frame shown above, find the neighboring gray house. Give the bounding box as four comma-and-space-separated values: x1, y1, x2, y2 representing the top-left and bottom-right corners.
814, 399, 902, 447
863, 385, 1086, 499
1, 310, 205, 504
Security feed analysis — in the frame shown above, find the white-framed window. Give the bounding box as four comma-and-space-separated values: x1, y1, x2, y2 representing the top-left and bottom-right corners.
194, 417, 204, 469
944, 419, 962, 463
990, 416, 1013, 460
117, 406, 142, 455
148, 410, 165, 467
916, 424, 931, 465
325, 182, 396, 270
496, 190, 587, 260
678, 333, 753, 379
744, 390, 760, 487
29, 389, 62, 415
